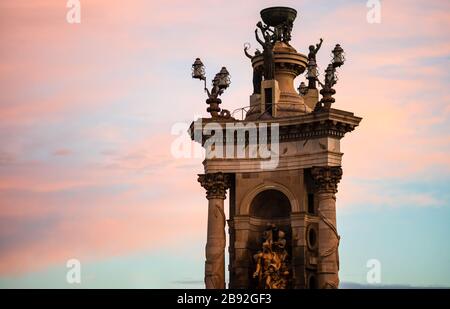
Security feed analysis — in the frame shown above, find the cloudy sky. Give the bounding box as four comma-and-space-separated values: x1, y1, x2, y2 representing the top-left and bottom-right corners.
0, 0, 449, 288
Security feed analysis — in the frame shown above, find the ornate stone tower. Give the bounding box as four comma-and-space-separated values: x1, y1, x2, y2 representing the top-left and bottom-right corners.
190, 6, 361, 289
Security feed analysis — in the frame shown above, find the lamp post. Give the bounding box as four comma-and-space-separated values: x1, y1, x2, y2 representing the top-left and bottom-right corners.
314, 44, 346, 111
192, 57, 206, 85
217, 67, 231, 88
324, 64, 337, 89
331, 44, 345, 68
191, 58, 231, 118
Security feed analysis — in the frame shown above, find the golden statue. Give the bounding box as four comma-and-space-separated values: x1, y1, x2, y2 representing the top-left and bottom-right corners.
253, 224, 290, 289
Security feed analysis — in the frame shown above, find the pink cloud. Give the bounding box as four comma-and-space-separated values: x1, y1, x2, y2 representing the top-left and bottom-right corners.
52, 148, 72, 156
0, 195, 207, 275
337, 73, 450, 179
0, 132, 208, 275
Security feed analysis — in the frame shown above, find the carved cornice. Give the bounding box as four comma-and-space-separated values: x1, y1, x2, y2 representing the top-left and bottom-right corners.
198, 172, 231, 200
189, 108, 362, 145
278, 119, 356, 141
311, 166, 343, 193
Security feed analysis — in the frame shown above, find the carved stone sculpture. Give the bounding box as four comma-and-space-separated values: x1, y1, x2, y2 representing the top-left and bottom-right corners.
244, 45, 263, 94
255, 27, 275, 80
253, 224, 289, 289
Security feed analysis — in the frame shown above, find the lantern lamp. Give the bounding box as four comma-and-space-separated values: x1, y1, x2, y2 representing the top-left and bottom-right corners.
331, 44, 345, 67
192, 58, 206, 80
217, 67, 231, 89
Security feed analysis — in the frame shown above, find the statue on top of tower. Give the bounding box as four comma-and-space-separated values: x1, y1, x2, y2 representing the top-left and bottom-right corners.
255, 26, 275, 80
308, 38, 323, 62
244, 44, 263, 94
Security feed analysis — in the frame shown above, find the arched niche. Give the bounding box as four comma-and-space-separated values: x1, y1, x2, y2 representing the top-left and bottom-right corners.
239, 182, 300, 216
247, 189, 293, 288
250, 189, 291, 219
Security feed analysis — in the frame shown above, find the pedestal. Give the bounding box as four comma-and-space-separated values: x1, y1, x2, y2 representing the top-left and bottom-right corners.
304, 88, 319, 110
261, 79, 280, 117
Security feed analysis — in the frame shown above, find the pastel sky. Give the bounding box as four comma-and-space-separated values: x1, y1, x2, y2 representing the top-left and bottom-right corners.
0, 0, 449, 288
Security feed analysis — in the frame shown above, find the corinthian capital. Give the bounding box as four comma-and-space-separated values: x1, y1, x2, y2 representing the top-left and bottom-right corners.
311, 166, 343, 193
198, 172, 231, 200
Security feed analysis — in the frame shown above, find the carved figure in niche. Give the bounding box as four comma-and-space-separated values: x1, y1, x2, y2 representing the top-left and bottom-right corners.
253, 224, 289, 289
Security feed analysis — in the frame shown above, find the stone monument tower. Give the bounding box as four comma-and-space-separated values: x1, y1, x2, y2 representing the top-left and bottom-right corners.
190, 6, 361, 289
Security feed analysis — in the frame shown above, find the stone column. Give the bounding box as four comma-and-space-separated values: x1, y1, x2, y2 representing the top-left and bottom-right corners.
198, 172, 231, 289
311, 166, 342, 289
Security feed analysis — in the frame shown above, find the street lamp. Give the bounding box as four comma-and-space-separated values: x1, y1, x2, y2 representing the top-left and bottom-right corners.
216, 67, 231, 90
191, 58, 231, 118
324, 64, 337, 88
192, 58, 206, 80
314, 44, 346, 111
331, 44, 345, 68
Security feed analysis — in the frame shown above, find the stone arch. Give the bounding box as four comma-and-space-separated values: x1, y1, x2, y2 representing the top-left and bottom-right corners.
239, 181, 300, 215
250, 189, 290, 219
